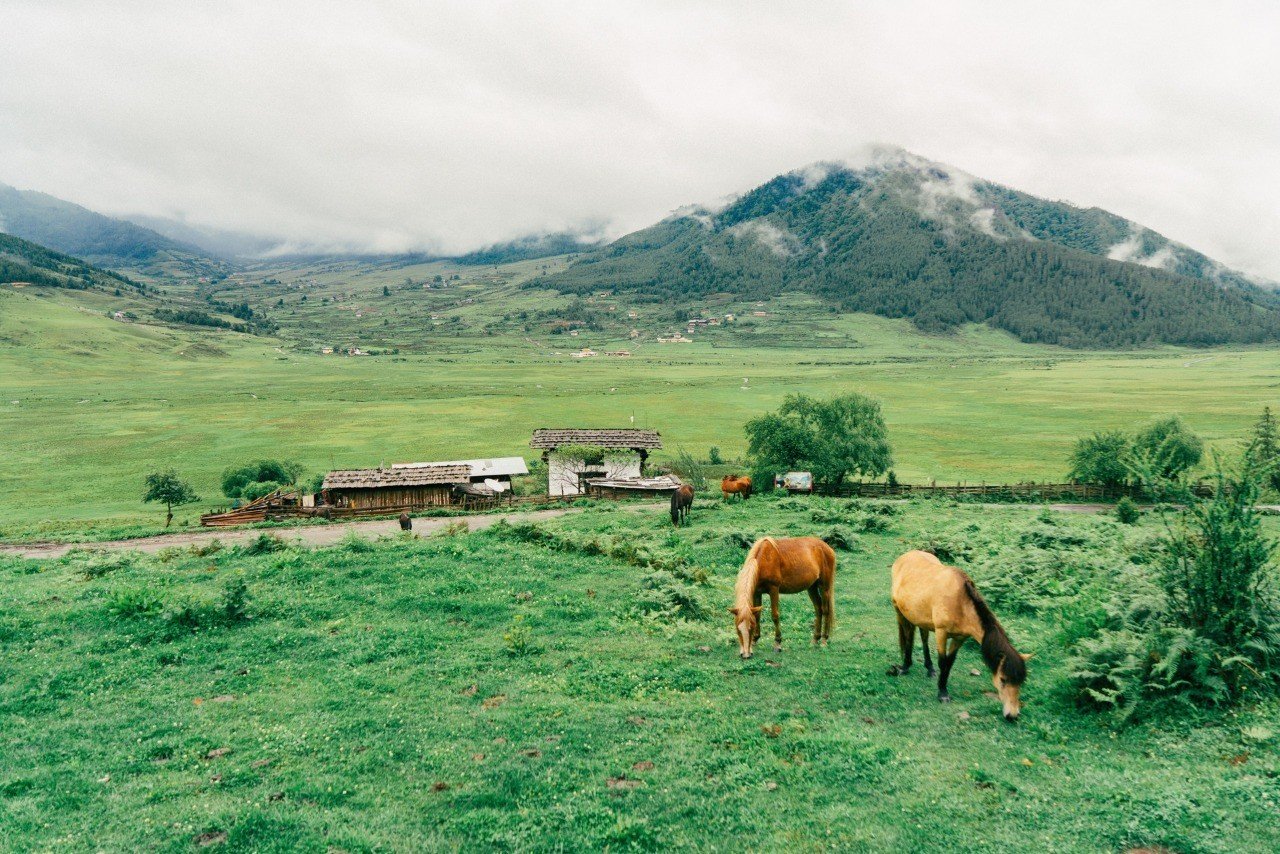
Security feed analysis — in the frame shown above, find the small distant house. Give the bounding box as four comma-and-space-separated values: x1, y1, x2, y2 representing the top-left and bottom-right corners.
531, 428, 662, 497
571, 348, 596, 358
320, 463, 471, 510
658, 332, 693, 343
627, 310, 638, 319
724, 313, 735, 321
320, 346, 334, 354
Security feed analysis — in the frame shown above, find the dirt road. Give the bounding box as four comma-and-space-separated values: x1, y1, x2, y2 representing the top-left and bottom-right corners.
0, 507, 581, 561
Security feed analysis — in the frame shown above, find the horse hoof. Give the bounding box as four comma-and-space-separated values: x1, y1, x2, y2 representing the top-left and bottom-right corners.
938, 694, 951, 703
773, 644, 782, 653
925, 668, 936, 679
887, 666, 906, 677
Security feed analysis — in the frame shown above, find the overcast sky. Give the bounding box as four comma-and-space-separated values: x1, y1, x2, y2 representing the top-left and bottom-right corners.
2, 1, 1278, 276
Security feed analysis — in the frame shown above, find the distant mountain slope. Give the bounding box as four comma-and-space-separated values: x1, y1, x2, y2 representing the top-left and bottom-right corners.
541, 149, 1279, 348
0, 182, 229, 275
0, 231, 144, 292
456, 231, 605, 265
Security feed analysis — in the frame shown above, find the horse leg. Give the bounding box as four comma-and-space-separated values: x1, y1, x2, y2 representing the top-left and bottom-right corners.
936, 632, 966, 702
769, 588, 782, 652
807, 586, 823, 645
921, 630, 935, 678
822, 572, 834, 645
888, 610, 914, 675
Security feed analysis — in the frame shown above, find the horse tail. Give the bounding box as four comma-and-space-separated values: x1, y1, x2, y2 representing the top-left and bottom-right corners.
963, 574, 1025, 685
825, 547, 836, 632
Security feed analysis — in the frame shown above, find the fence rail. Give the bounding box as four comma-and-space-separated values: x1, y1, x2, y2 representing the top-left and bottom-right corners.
812, 481, 1136, 500
199, 493, 580, 528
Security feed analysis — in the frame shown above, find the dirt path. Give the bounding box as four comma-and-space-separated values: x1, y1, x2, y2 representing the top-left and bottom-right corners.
0, 507, 583, 561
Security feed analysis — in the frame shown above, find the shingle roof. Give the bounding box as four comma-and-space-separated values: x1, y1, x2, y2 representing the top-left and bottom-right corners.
323, 464, 472, 490
393, 457, 529, 478
529, 428, 662, 450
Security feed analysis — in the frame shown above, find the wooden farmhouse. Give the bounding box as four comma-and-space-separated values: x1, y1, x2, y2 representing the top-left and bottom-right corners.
320, 463, 471, 510
530, 428, 662, 497
392, 457, 529, 493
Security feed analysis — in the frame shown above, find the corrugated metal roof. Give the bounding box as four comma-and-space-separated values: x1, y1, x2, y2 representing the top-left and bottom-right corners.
323, 464, 471, 489
530, 428, 662, 450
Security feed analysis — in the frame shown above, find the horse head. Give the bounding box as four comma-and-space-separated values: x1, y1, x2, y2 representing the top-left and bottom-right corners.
728, 605, 763, 658
994, 652, 1032, 721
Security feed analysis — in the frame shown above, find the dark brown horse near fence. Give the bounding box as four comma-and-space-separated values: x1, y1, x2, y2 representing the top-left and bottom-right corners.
670, 484, 694, 526
721, 475, 753, 500
730, 536, 836, 658
888, 550, 1031, 721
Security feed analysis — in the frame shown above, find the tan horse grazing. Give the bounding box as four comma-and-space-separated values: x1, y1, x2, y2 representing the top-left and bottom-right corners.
889, 550, 1031, 721
721, 475, 753, 501
730, 537, 836, 658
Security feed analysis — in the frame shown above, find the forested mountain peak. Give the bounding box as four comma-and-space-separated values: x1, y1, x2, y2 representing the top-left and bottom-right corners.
542, 149, 1278, 348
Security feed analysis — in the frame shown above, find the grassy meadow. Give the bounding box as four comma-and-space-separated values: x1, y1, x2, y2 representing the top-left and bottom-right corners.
2, 496, 1277, 851
3, 278, 1279, 540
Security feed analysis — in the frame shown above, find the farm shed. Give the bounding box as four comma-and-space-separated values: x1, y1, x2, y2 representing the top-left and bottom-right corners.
321, 463, 471, 510
585, 474, 683, 499
392, 457, 528, 493
530, 428, 662, 497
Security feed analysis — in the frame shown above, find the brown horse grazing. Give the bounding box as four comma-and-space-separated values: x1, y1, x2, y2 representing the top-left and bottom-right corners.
670, 484, 694, 526
398, 512, 412, 531
729, 537, 836, 658
721, 475, 752, 501
888, 550, 1032, 721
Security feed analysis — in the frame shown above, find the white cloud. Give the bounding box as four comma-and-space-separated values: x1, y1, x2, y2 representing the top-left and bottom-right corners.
0, 1, 1277, 276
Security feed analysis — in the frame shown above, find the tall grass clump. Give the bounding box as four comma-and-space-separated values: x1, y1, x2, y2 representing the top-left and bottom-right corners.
1069, 456, 1280, 721
669, 447, 708, 491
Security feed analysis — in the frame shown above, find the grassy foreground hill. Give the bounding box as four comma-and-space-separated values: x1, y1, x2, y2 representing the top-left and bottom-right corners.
1, 498, 1277, 851
542, 149, 1280, 348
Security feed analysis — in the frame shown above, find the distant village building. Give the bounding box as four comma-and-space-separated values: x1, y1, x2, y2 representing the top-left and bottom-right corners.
724, 313, 735, 321
392, 457, 528, 493
752, 311, 768, 317
627, 310, 638, 319
605, 350, 632, 357
629, 329, 640, 339
320, 346, 334, 354
658, 332, 693, 343
320, 463, 472, 510
531, 428, 662, 497
571, 348, 596, 358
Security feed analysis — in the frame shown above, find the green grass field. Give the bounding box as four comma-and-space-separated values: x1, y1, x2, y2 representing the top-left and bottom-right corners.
2, 497, 1277, 851
3, 278, 1278, 540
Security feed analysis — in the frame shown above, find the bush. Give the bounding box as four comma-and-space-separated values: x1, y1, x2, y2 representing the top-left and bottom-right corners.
242, 533, 286, 555
1115, 496, 1141, 524
221, 459, 304, 499
632, 570, 710, 621
1068, 455, 1280, 721
503, 614, 537, 656
669, 447, 708, 491
819, 526, 860, 551
240, 480, 284, 502
708, 446, 723, 465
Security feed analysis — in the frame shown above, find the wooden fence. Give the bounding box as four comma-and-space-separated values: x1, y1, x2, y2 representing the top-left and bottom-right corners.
812, 481, 1132, 500
199, 492, 574, 528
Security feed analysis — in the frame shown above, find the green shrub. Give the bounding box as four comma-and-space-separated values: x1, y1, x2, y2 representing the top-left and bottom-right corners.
502, 614, 537, 656
708, 446, 723, 465
819, 526, 860, 551
632, 570, 709, 621
242, 533, 286, 555
669, 447, 708, 491
1115, 496, 1141, 524
1068, 456, 1280, 721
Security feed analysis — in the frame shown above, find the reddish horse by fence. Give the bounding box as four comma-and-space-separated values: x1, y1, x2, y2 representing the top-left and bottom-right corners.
721, 475, 753, 500
729, 536, 836, 658
670, 484, 694, 526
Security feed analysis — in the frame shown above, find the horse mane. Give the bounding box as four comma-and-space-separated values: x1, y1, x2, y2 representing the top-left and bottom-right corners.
733, 538, 774, 610
961, 573, 1026, 685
